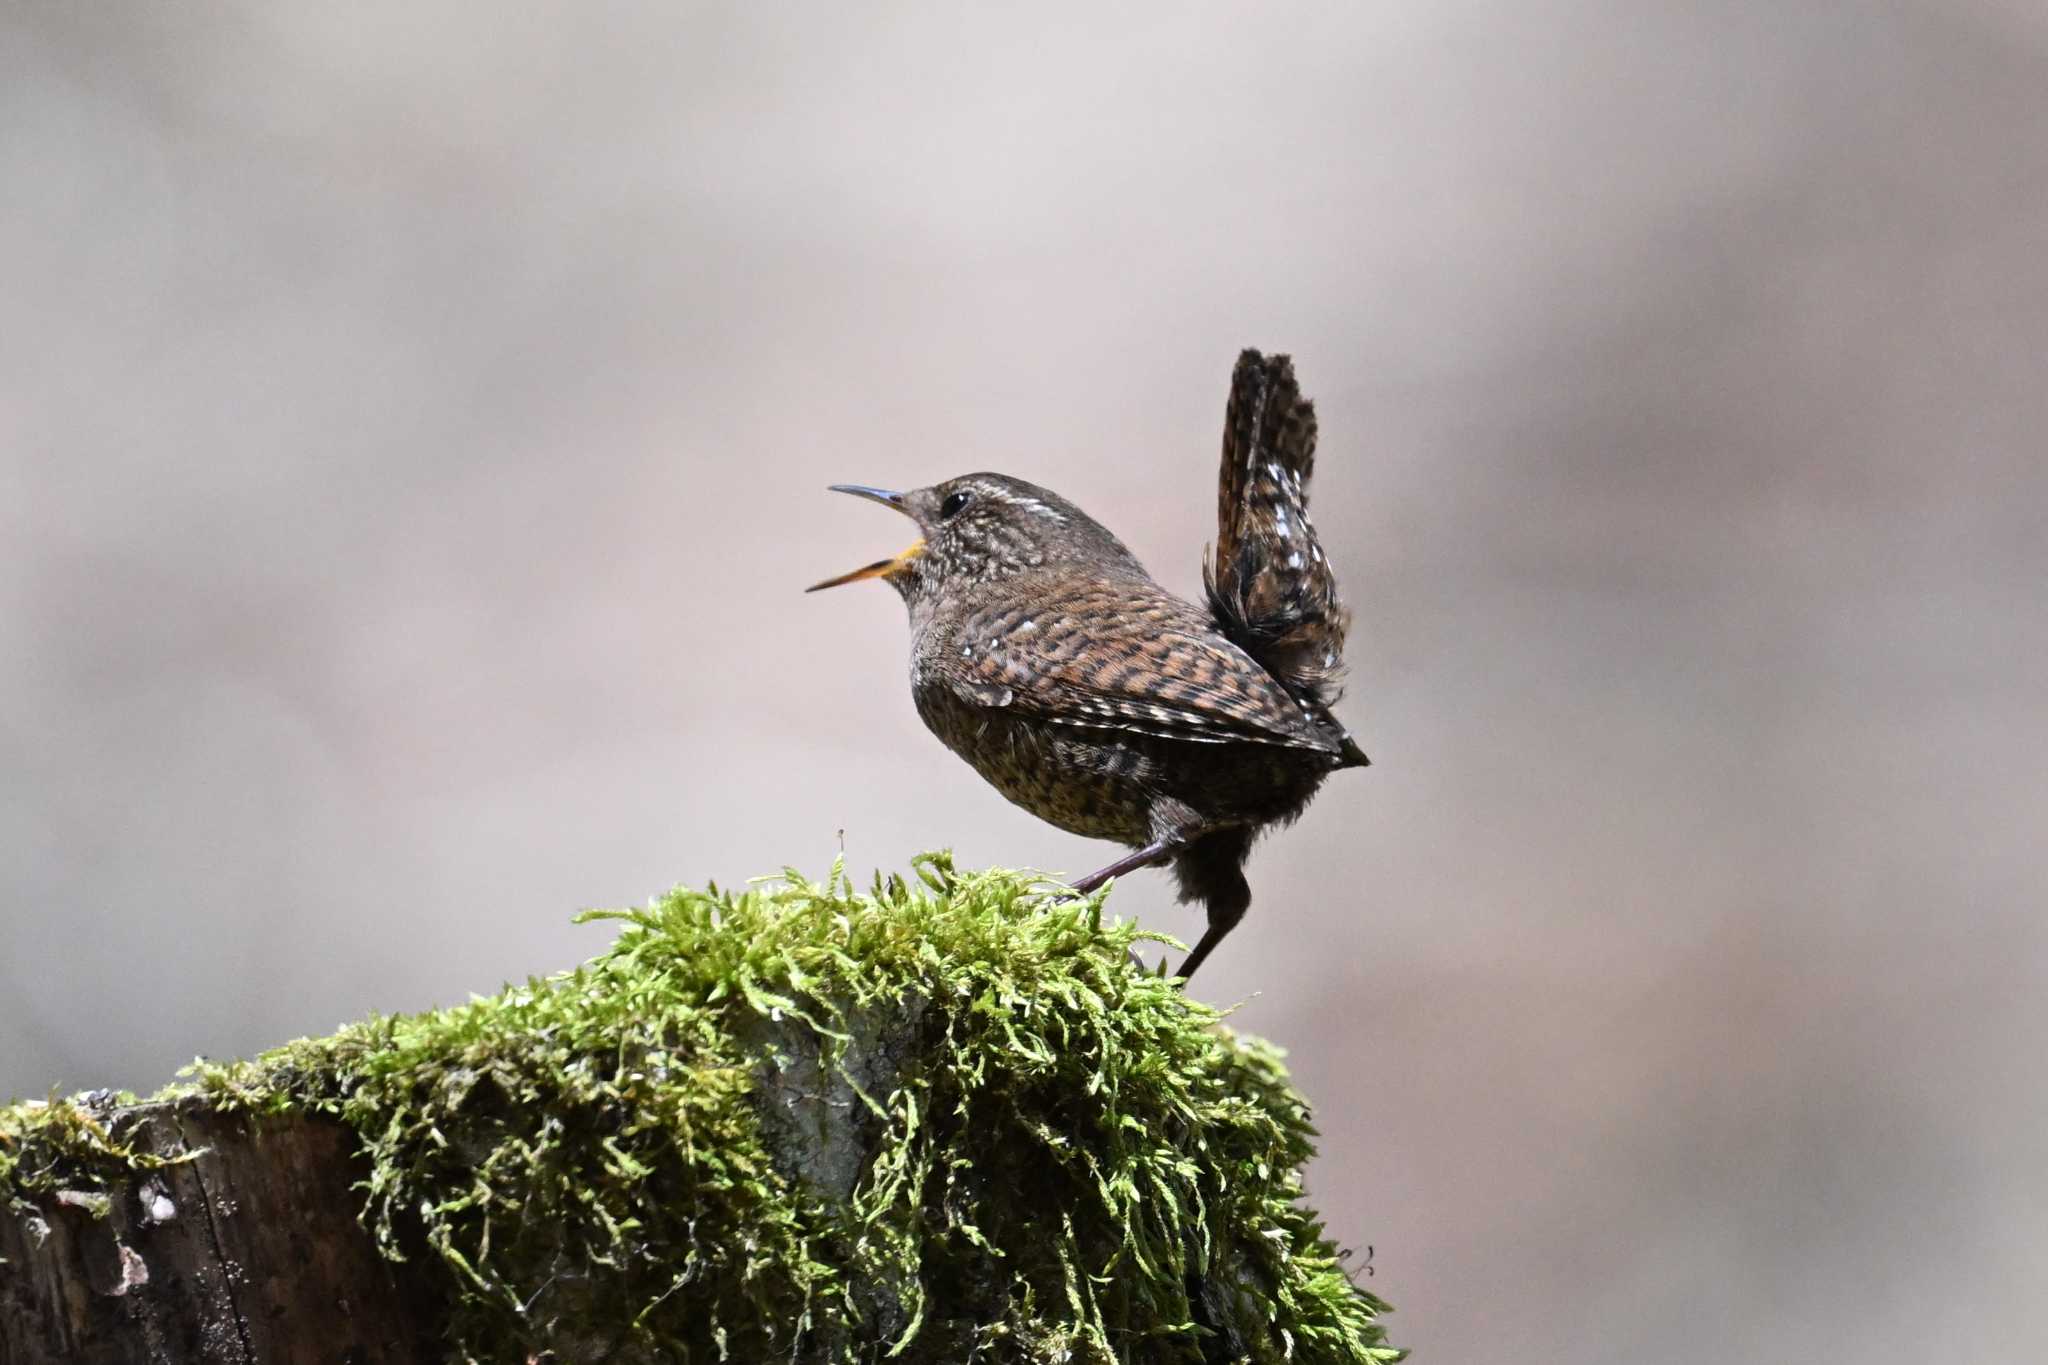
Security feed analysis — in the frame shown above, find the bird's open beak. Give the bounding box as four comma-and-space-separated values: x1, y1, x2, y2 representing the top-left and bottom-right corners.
806, 485, 926, 592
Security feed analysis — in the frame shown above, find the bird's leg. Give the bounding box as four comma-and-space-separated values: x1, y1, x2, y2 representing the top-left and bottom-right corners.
1175, 899, 1244, 981
1059, 837, 1184, 977
1168, 828, 1255, 982
1065, 835, 1189, 977
1067, 835, 1184, 896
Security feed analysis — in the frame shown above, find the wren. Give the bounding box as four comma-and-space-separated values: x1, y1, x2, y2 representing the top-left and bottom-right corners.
808, 350, 1367, 979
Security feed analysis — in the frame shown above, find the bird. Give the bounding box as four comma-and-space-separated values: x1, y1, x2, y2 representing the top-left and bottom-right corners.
807, 350, 1366, 979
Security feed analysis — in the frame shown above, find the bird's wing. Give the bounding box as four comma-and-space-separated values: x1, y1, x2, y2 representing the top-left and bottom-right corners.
938, 577, 1341, 752
1205, 349, 1352, 705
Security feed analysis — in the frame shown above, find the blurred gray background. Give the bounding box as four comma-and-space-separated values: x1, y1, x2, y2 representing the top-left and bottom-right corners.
4, 3, 2044, 1360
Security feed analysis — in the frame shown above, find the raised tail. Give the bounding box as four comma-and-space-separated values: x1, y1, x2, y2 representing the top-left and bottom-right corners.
1203, 349, 1354, 710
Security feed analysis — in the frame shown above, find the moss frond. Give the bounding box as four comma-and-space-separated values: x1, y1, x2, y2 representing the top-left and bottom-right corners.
0, 1090, 164, 1212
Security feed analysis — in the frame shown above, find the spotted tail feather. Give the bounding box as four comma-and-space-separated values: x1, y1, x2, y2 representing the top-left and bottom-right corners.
1203, 349, 1353, 709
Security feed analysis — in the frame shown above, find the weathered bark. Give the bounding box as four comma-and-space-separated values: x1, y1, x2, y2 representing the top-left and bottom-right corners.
0, 1101, 435, 1365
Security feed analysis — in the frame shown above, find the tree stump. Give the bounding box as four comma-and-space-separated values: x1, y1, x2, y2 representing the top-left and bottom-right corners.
0, 859, 1397, 1364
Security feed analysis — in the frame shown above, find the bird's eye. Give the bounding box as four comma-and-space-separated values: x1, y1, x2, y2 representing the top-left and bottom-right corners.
940, 490, 975, 519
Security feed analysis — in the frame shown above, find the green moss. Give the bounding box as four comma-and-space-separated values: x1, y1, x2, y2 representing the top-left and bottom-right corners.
5, 854, 1398, 1363
0, 1091, 161, 1211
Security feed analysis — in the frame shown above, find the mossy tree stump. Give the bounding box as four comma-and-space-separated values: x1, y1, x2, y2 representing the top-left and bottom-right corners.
0, 857, 1397, 1364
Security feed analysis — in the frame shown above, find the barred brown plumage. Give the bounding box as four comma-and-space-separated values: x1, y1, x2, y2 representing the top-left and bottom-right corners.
1207, 351, 1357, 719
809, 350, 1367, 980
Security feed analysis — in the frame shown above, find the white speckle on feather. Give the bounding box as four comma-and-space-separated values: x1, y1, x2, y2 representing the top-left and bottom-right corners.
1014, 618, 1037, 634
1012, 495, 1069, 526
960, 644, 973, 658
1286, 552, 1303, 568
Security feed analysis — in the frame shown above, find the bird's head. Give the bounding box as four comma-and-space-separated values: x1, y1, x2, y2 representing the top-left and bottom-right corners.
806, 473, 1137, 609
